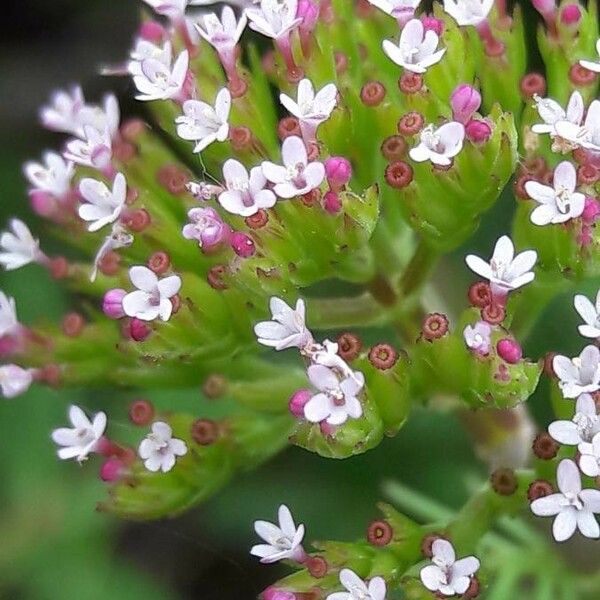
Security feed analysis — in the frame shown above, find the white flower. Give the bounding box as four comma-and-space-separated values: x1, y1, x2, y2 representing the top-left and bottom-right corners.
531, 91, 584, 138
0, 219, 41, 271
262, 136, 325, 198
76, 94, 121, 140
130, 39, 173, 66
465, 235, 537, 298
195, 6, 247, 51
574, 291, 600, 339
122, 266, 182, 322
246, 0, 302, 40
90, 223, 134, 282
420, 539, 480, 597
0, 364, 33, 399
409, 122, 465, 166
368, 0, 422, 21
51, 404, 107, 461
176, 88, 231, 153
580, 39, 600, 73
382, 19, 446, 74
579, 432, 600, 478
78, 172, 127, 232
0, 291, 19, 337
553, 345, 600, 399
463, 321, 492, 355
279, 78, 337, 142
443, 0, 494, 26
64, 125, 113, 171
39, 86, 86, 136
303, 364, 365, 426
309, 339, 356, 380
524, 161, 585, 226
549, 394, 600, 446
254, 297, 313, 350
327, 568, 387, 600
24, 152, 74, 198
531, 459, 600, 542
218, 159, 277, 217
250, 504, 306, 563
555, 99, 600, 153
132, 50, 189, 102
139, 421, 187, 472
142, 0, 188, 19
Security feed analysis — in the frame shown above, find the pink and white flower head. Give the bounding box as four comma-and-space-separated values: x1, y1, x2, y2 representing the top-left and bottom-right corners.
195, 6, 247, 66
0, 364, 34, 399
0, 291, 19, 338
409, 122, 465, 166
524, 161, 585, 226
24, 152, 74, 199
368, 0, 422, 26
579, 432, 600, 478
326, 568, 387, 600
246, 0, 302, 40
553, 345, 600, 399
262, 136, 325, 199
40, 86, 86, 136
549, 394, 600, 446
182, 206, 231, 249
218, 159, 277, 216
580, 39, 600, 74
142, 0, 189, 20
442, 0, 494, 27
122, 266, 182, 322
530, 459, 600, 542
132, 49, 189, 102
303, 364, 365, 426
51, 404, 107, 462
0, 219, 43, 271
78, 172, 127, 232
555, 99, 600, 153
574, 291, 600, 339
64, 125, 113, 171
420, 539, 480, 596
279, 78, 337, 143
250, 504, 306, 564
176, 88, 231, 153
532, 91, 584, 140
254, 297, 313, 350
463, 321, 492, 356
139, 421, 188, 472
382, 18, 446, 74
465, 235, 537, 302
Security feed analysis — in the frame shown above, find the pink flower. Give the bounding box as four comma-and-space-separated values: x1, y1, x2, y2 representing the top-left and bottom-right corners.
182, 207, 231, 249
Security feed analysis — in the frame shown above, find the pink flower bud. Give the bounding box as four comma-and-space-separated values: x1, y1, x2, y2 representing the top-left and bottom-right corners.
139, 21, 166, 43
102, 289, 127, 319
496, 338, 522, 364
450, 85, 482, 124
582, 197, 600, 224
297, 0, 319, 31
230, 232, 256, 258
532, 0, 556, 16
421, 16, 444, 36
325, 156, 352, 191
560, 4, 581, 25
263, 588, 297, 600
289, 389, 312, 417
182, 207, 231, 251
100, 458, 126, 482
465, 119, 492, 143
323, 191, 342, 214
129, 318, 152, 342
29, 190, 56, 218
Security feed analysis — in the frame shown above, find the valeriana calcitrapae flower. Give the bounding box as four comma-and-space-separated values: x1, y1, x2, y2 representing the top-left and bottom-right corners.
465, 235, 537, 302
580, 39, 600, 73
368, 0, 422, 25
530, 459, 600, 542
24, 152, 73, 199
420, 539, 480, 596
463, 321, 492, 356
0, 219, 42, 271
246, 0, 302, 41
326, 568, 386, 600
532, 91, 584, 140
122, 266, 182, 322
142, 0, 188, 20
382, 18, 446, 74
261, 136, 325, 199
524, 161, 585, 226
552, 345, 600, 399
250, 504, 306, 564
51, 404, 107, 462
39, 85, 86, 136
131, 48, 189, 102
182, 206, 231, 249
303, 364, 365, 426
63, 125, 113, 171
0, 364, 34, 399
218, 159, 277, 216
579, 432, 600, 478
254, 297, 313, 350
548, 393, 600, 446
138, 421, 188, 473
78, 172, 127, 232
442, 0, 494, 26
574, 291, 600, 339
409, 122, 465, 166
175, 88, 231, 153
555, 99, 600, 153
279, 78, 337, 143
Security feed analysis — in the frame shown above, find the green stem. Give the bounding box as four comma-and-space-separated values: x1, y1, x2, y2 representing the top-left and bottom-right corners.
399, 240, 440, 299
308, 293, 388, 329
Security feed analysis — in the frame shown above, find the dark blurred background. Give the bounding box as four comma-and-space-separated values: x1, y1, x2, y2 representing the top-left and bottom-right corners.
0, 2, 594, 599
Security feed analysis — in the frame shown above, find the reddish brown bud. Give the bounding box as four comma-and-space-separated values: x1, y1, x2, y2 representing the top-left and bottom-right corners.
62, 312, 85, 337
306, 556, 328, 579
468, 281, 492, 308
122, 208, 151, 232
397, 112, 424, 136
202, 374, 228, 399
484, 39, 505, 57
48, 256, 69, 279
481, 303, 505, 325
121, 118, 146, 142
490, 467, 518, 495
543, 352, 557, 378
527, 479, 554, 502
245, 209, 269, 229
368, 343, 398, 370
421, 533, 446, 558
157, 164, 189, 195
337, 332, 363, 361
422, 313, 449, 340
98, 251, 121, 277
230, 126, 253, 152
37, 363, 62, 387
360, 81, 386, 107
170, 294, 181, 315
569, 63, 597, 87
128, 399, 155, 426
515, 174, 535, 200
384, 161, 413, 189
367, 520, 393, 546
113, 140, 137, 162
520, 72, 546, 99
522, 156, 547, 176
533, 432, 559, 459
334, 51, 348, 75
381, 135, 407, 162
278, 116, 301, 140
207, 265, 229, 290
578, 164, 600, 185
191, 418, 220, 445
398, 72, 423, 94
463, 576, 481, 599
147, 251, 171, 275
301, 189, 321, 206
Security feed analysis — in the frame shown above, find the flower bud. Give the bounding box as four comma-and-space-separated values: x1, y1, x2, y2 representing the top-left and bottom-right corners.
527, 479, 554, 501
532, 0, 556, 17
325, 156, 352, 191
129, 399, 155, 426
29, 190, 56, 218
421, 16, 444, 36
183, 207, 232, 250
306, 556, 328, 578
422, 313, 449, 341
560, 3, 581, 25
103, 289, 126, 319
230, 232, 256, 258
496, 338, 522, 364
297, 0, 319, 31
520, 72, 546, 99
191, 419, 220, 445
147, 251, 171, 275
100, 458, 126, 483
450, 85, 482, 125
263, 588, 296, 600
129, 318, 152, 342
384, 161, 413, 189
139, 20, 166, 43
288, 389, 312, 417
337, 332, 362, 361
490, 467, 518, 495
323, 191, 342, 214
582, 197, 600, 223
368, 343, 398, 370
366, 519, 393, 546
569, 63, 597, 86
532, 432, 559, 459
360, 81, 386, 106
465, 119, 492, 143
